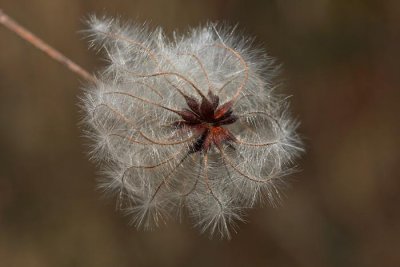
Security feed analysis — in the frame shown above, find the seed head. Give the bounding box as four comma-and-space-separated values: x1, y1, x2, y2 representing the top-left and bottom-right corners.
81, 15, 303, 239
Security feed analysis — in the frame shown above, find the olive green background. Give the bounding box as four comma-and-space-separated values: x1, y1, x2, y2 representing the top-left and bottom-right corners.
1, 0, 399, 266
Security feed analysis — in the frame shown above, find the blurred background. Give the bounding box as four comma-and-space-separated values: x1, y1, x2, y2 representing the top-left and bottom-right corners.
1, 0, 399, 266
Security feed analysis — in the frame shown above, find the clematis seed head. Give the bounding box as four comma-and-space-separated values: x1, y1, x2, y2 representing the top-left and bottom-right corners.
81, 15, 303, 239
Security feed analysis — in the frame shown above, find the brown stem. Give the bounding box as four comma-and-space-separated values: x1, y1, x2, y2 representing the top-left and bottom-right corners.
0, 9, 96, 83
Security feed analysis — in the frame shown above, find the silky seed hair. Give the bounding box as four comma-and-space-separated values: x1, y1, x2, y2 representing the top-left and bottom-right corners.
81, 15, 303, 239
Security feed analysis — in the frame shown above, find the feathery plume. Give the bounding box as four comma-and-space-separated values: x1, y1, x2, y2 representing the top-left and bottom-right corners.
81, 15, 303, 239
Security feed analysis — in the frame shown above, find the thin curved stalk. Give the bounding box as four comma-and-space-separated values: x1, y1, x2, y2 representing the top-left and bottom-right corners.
104, 91, 181, 114
202, 43, 249, 102
94, 28, 200, 100
109, 133, 149, 145
235, 138, 278, 147
122, 70, 207, 99
181, 155, 202, 197
217, 146, 273, 183
203, 153, 223, 207
178, 52, 211, 92
129, 80, 164, 100
150, 153, 190, 202
138, 130, 196, 146
92, 103, 137, 128
238, 110, 283, 132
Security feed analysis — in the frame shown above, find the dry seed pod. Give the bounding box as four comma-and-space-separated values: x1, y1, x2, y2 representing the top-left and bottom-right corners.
81, 16, 303, 239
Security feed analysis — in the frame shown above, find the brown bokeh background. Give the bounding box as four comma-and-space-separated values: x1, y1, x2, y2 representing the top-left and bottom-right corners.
1, 1, 399, 266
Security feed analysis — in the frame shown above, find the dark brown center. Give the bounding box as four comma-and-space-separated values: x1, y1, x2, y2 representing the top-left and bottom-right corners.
174, 91, 238, 153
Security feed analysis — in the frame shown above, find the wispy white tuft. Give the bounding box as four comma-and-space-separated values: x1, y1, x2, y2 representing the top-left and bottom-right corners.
81, 15, 303, 239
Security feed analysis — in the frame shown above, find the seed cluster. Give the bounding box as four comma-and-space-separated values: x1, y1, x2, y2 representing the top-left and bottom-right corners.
82, 16, 303, 238
176, 90, 238, 154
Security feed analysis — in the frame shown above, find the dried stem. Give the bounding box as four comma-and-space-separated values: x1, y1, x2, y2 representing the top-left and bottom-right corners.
0, 9, 96, 82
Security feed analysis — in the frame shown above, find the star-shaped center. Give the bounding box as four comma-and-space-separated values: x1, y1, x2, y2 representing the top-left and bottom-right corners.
174, 91, 238, 153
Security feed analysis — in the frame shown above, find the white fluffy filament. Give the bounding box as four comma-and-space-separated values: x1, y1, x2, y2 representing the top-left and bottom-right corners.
81, 16, 303, 239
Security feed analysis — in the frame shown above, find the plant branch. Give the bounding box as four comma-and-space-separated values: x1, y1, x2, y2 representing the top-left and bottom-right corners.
0, 9, 96, 82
